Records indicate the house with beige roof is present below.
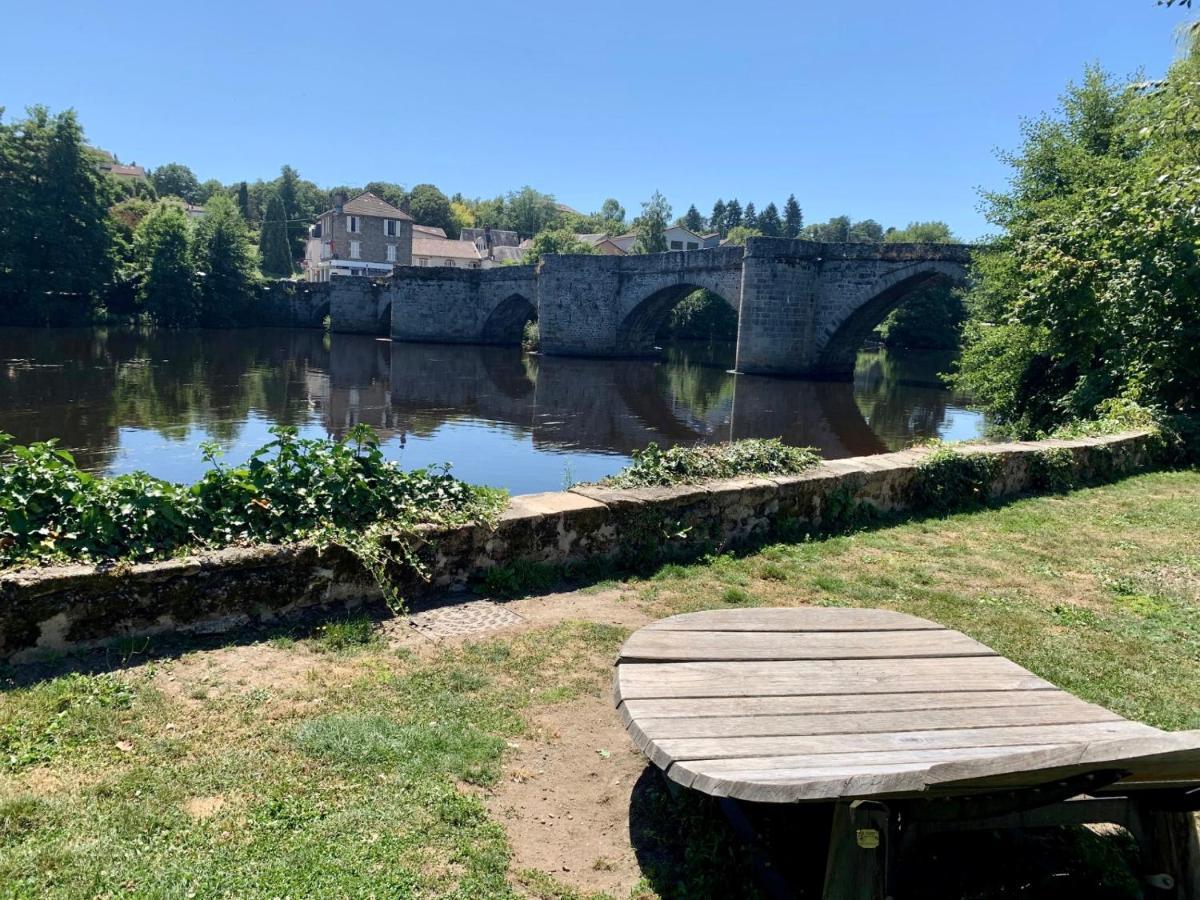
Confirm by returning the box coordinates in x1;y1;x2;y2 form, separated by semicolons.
411;237;484;268
304;192;413;281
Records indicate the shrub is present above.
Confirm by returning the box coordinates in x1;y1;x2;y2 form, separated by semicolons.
521;319;539;352
603;439;819;488
1029;448;1078;493
910;448;1001;514
0;425;502;572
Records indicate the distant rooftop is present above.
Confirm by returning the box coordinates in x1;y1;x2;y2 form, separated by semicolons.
413;224;448;239
412;237;481;260
323;191;412;221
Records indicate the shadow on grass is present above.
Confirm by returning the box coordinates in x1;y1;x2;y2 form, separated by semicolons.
626;766;1144;899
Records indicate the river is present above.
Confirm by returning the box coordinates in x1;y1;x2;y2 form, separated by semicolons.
0;327;982;494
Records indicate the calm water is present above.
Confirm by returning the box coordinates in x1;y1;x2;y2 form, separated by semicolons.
0;327;983;494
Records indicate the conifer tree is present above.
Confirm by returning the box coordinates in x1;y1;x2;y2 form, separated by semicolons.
258;191;292;277
710;199;727;237
759;202;782;237
196;194;258;325
783;194;803;238
724;199;742;232
134;201;198;326
743;202;757;231
682;204;705;233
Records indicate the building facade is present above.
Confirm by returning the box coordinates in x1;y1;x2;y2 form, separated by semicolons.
305;192;413;281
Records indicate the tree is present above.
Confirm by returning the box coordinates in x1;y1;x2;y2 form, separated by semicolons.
236;182;250;221
405;183;456;236
724;225;763;245
134;201;198;326
884;221;954;243
505;186;560;238
196;179;224;204
258;190;292;277
783;194;803;239
195;194;258;325
0;106;116;316
521;228;600;265
742;202;757;232
682;204;705;234
954;58;1200;431
450;199;475;235
151;163;201;203
710;199;727;237
600;198;626;231
724;199;743;233
805;215;851;242
633;191;672;254
848;219;884;242
758;202;782;238
364;180;407;210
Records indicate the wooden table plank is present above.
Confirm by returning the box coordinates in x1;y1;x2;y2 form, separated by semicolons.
643;721;1159;770
618;690;1067;723
643;608;944;633
631;700;1123;741
615;656;1054;701
618;628;996;662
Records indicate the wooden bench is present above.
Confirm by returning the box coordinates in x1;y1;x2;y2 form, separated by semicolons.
614;608;1200;899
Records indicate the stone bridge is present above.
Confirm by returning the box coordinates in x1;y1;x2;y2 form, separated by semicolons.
325;237;971;378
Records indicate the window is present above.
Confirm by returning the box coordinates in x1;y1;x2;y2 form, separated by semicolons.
445;259;456;267
346;215;360;233
350;240;361;259
669;240;683;250
386;244;397;262
384;218;399;237
686;242;699;250
417;257;428;266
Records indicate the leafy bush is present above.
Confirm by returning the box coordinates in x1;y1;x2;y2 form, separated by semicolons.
603;439;819;488
521;319;539;352
910;448;1001;514
1029;447;1079;493
0;425;502;571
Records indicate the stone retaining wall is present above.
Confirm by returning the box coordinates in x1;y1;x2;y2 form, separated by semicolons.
0;432;1156;663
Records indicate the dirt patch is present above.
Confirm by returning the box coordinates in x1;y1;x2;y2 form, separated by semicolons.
484;693;649;897
149;642;331;706
505;588;653;632
183;795;228;820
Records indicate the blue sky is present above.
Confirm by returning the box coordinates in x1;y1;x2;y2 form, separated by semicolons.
1;1;1189;240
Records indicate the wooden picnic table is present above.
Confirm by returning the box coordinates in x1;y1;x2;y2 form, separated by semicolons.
614;607;1200;899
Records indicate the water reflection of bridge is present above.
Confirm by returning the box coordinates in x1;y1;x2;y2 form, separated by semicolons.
319;334;895;460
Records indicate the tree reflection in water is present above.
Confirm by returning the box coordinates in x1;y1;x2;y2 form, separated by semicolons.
0;328;982;492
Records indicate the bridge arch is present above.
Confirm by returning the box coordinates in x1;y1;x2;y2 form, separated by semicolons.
814;260;967;378
481;293;537;345
616;282;739;356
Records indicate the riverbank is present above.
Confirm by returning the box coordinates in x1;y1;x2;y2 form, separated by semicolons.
0;430;1155;662
2;469;1197;897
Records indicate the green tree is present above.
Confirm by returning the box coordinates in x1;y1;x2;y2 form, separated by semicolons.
236;181;250;221
710;199;727;237
758;202;782;237
406;183;456;236
151;163;201;203
783;194;803;238
521;228;599;265
724;199;742;232
364;180;408;210
954;58;1200;430
600;198;626;231
134;201;198;326
258;190;292;277
505;186;560;238
805;215;851;242
196;179;224;204
848;219;884;242
633;191;672;254
724;225;763;245
195;194;258;325
742;202;757;231
885;220;954;243
681;204;705;233
0;106;116;317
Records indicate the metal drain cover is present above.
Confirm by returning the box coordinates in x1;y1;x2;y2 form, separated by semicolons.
409;599;525;639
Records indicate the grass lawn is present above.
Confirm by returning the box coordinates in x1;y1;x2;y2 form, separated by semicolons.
1;470;1198;898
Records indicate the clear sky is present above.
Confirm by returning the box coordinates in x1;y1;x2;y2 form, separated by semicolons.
1;1;1189;240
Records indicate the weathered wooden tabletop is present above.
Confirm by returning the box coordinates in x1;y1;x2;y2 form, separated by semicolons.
614;608;1200;803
